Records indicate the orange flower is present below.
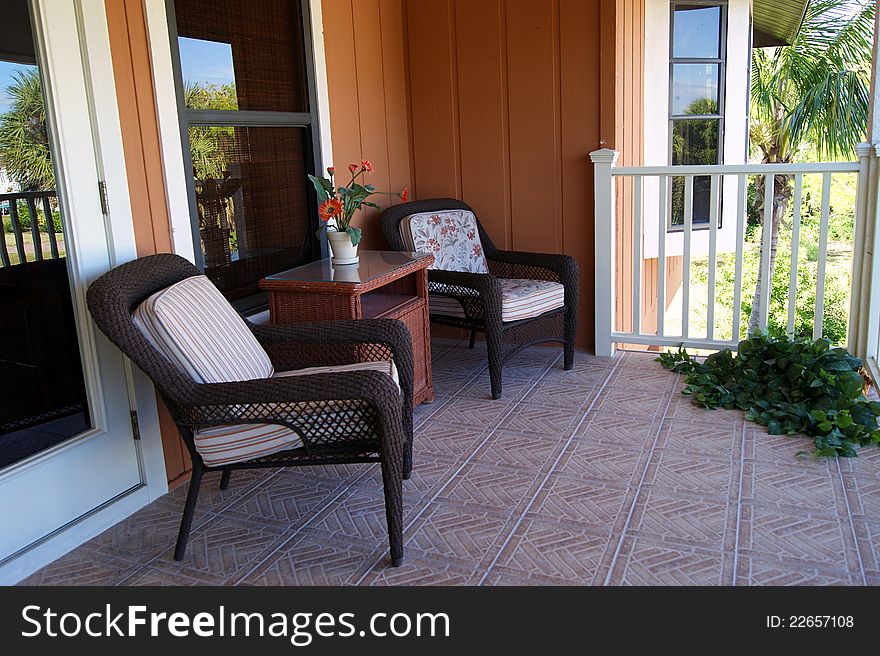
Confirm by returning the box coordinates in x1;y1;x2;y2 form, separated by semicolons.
348;163;359;173
401;186;409;203
361;159;374;173
318;198;343;221
327;166;335;176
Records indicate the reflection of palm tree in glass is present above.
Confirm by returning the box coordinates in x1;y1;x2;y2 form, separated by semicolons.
671;97;719;225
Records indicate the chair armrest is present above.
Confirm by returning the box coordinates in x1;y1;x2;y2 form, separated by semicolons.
428;270;501;296
249;319;413;407
487;250;579;287
178;370;404;435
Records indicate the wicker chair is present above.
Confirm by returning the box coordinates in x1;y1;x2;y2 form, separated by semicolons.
381;199;579;399
86;254;412;566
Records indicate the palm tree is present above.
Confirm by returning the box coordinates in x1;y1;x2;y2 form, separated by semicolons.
747;0;874;334
0;68;53;191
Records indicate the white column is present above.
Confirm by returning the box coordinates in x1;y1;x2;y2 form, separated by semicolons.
590;148;620;357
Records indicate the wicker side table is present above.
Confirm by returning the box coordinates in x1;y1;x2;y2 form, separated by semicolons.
259;251;435;405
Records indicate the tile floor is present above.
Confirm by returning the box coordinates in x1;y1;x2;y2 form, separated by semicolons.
20;338;880;585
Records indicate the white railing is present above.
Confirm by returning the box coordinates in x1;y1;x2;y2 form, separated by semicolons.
590;148;865;356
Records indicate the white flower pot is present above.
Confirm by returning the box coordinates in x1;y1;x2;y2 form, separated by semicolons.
327;230;359;265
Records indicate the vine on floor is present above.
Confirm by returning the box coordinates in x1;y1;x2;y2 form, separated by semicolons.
657;335;880;458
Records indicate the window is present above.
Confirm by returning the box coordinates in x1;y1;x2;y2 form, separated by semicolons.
171;0;321;309
669;2;727;228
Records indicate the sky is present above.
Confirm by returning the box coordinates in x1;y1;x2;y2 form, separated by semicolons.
0;61;37;113
178;37;236;87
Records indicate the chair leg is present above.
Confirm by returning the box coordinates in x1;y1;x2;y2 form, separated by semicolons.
174;461;204;561
380;448;404;567
468;321;478;349
219;470;231;490
564;341;575;370
486;333;503;400
403;438;413;481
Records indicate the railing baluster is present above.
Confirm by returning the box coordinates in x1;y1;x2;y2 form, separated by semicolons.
26;197;43;261
814;172;832;340
732;174;746;342
632;176;642;335
682;175;693;340
758;173;775;332
707;174;719;340
787;173;803;337
0;199;11;267
41;195;59;259
657;175;667;337
8;197;26;264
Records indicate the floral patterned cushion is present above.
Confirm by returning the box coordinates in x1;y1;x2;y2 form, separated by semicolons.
400;210;489;274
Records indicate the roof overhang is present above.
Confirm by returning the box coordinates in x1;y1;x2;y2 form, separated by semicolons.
752;0;809;47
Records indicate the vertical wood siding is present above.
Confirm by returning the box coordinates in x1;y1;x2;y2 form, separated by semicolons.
106;0;190;486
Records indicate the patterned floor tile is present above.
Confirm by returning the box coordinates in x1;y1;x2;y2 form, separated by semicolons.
241;532;378;586
413;420;488;459
595;387;668;418
436;462;542;514
223;475;343;531
654;419;739;457
739;502;857;569
18;551;141;586
628;488;731;549
86;498;213;562
471;429;566;472
305;483;425;542
19;341;877;586
744;461;838;512
499;403;580;436
491;518;610;585
403;502;512;568
149;515;288;585
527;474;630;532
735;554;862;586
555;442;648;484
574;411;660;448
522;381;596;409
359;553;484;586
643;450;737;500
607;537;730;586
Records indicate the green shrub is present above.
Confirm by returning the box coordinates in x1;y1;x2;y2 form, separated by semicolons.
657;335;880;458
3;200;62;234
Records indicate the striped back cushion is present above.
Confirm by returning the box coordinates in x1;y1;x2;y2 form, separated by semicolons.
133;275;273;384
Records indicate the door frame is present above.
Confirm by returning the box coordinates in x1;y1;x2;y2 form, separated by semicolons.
0;0;167;584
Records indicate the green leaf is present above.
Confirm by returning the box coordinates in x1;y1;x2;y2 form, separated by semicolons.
346;226;362;246
307;174;332;201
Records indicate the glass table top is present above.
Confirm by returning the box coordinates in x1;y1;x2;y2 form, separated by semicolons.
263;250;432;285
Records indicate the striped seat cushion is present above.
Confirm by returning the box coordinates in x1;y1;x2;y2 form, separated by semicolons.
428;279;564;322
192;360;399;467
500;279;565;322
133;275;273;384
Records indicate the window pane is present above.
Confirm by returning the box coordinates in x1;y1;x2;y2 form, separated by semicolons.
671;175;715;225
178;37;238;110
188;125;314;299
672;4;722;59
671;119;719;166
671;64;719;115
670;118;719;225
175;0;309;113
0;53;92;467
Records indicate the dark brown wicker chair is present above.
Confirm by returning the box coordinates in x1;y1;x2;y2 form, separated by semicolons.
86;254;412;566
381;198;579;399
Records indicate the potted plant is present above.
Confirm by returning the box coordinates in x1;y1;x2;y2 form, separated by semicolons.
309;160;407;265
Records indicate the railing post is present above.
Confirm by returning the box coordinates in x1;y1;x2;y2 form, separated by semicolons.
849;143;875;358
590;148;619;357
